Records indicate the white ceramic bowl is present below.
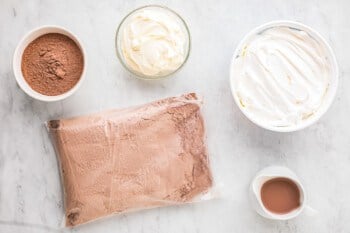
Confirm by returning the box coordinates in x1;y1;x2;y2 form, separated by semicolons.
13;25;86;102
230;21;339;132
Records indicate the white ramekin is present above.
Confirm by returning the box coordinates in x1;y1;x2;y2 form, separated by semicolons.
230;21;339;132
13;25;87;102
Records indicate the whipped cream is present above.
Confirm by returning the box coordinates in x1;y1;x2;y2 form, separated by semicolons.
231;26;331;127
120;7;188;77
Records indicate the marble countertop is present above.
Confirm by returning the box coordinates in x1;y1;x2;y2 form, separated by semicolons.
0;0;349;232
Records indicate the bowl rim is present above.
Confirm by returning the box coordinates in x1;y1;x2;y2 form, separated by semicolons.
13;25;87;102
115;4;191;80
229;20;339;132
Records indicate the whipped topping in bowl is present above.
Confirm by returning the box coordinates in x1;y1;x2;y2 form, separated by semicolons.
230;22;338;131
116;5;190;79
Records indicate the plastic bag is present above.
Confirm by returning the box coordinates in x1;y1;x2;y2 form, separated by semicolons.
47;93;215;227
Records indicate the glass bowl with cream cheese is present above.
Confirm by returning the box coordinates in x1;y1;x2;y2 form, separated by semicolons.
116;5;190;79
230;21;338;132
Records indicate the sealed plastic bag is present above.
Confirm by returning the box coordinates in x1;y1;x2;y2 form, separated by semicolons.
47;93;214;227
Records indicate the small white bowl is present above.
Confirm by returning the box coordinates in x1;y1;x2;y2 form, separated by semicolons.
230;21;339;132
13;25;87;102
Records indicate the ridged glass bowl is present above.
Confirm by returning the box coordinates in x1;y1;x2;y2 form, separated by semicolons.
115;5;191;80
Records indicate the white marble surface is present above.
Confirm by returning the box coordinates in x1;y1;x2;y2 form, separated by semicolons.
0;0;349;232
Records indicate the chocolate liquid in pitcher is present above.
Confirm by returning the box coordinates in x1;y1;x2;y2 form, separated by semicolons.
261;178;300;214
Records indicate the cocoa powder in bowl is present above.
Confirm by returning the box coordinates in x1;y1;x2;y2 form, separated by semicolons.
21;33;84;96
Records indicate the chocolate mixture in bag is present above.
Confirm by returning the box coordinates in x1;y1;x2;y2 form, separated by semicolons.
48;93;213;226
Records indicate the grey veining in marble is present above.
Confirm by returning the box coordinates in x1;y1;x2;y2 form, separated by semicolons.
0;0;349;232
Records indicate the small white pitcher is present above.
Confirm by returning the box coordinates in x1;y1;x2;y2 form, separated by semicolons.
249;166;315;220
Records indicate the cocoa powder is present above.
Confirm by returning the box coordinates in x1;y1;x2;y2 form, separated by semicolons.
21;33;84;96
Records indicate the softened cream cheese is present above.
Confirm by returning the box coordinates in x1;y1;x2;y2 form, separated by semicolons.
231;26;331;127
120;7;188;77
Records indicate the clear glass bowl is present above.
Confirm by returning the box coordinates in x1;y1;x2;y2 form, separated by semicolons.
115;5;191;80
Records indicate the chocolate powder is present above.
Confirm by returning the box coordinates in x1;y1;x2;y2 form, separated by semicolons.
48;93;213;227
21;33;84;96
